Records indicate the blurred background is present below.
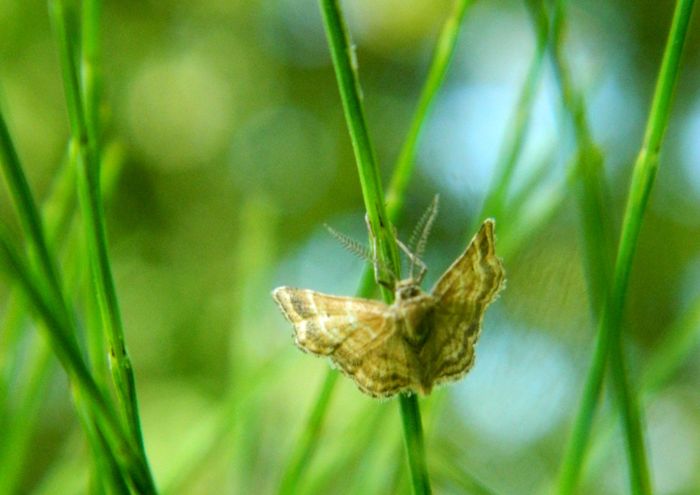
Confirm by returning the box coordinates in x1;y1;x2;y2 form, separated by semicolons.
0;0;699;493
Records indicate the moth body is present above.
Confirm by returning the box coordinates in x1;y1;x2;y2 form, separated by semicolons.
392;283;435;347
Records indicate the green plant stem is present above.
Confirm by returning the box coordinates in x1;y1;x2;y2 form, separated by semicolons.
0;103;145;490
557;0;696;493
319;1;431;493
0;116;68;318
398;394;431;494
541;0;613;308
581;294;700;485
479;0;550;222
0;224;154;493
0;157;74;493
0;1;154;490
278;371;339;494
317;0;399;283
535;0;619;490
281;1;474;492
0;146;126;494
80;0;109;384
49;0;150;467
0;90;121;493
386;0;475;218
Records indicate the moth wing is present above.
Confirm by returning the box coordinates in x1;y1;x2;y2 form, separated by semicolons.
272;287;391;356
422;219;505;385
332;323;417;398
272;287;416;397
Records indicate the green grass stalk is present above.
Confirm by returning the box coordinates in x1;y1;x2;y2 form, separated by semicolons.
0;146;125;493
557;0;696;493
318;1;430;493
48;0;151;467
0;109;73;341
522;0;650;492
280;1;475;491
581;294;700;486
0;158;74;493
317;0;400;280
0;223;154;492
398;395;431;494
386;0;476;217
278;371;339;494
479;0;550;222
542;0;614;308
0;2;154;489
0;99;123;492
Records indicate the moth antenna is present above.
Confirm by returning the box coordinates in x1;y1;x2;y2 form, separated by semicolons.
324;224;374;263
405;195;439;279
413;194;439;264
407;195;438;253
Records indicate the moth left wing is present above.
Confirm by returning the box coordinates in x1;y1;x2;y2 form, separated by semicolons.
421;219;505;386
272;287;391;356
272;287;417;397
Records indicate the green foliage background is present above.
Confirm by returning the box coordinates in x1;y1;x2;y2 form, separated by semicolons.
0;0;699;493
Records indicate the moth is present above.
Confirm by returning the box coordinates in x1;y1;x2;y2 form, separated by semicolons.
272;201;505;398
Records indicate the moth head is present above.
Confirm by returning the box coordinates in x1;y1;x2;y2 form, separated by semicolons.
394;278;422;302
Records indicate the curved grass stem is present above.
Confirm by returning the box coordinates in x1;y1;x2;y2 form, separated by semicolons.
49;0;153;479
557;1;696;493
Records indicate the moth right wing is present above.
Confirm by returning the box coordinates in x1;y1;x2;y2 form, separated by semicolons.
272;287;416;397
421;219;505;386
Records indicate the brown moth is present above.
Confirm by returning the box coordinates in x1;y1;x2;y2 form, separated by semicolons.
272;219;505;398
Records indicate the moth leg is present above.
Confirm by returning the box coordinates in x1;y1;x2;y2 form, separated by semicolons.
396;237;427;284
365;214;395;291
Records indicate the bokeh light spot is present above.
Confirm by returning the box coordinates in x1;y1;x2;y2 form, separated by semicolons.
124;51;234;171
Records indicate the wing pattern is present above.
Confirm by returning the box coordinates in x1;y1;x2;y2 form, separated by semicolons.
272;287;416;397
421;219;505;388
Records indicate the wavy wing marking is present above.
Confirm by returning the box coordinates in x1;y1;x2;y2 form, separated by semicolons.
273;287;416;397
422;219;506;387
332;328;417;398
272;287;387;355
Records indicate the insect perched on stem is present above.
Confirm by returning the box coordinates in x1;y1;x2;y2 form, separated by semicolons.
272;197;505;398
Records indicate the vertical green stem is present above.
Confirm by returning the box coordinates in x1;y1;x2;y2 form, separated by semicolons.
557;0;696;493
544;0;614;306
386;0;475;218
281;1;473;491
480;0;550;221
0;110;74;342
278;372;339;494
318;1;430;493
0;225;154;493
399;395;431;495
317;0;400;284
49;0;151;469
